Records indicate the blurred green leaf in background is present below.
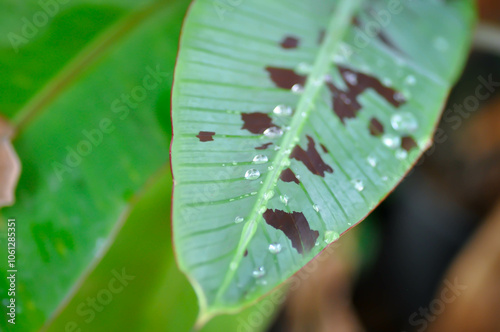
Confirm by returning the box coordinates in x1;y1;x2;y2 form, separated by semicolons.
0;0;275;331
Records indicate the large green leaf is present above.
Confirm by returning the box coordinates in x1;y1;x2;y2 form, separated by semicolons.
171;0;475;323
0;0;190;330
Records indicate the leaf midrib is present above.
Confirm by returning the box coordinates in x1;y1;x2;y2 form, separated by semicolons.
11;0;172;137
207;0;363;316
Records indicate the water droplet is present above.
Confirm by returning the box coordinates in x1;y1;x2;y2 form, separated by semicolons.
405;75;416;85
382;134;401;149
391;112;418;134
340;93;351;104
230;262;238;270
94;238;106;258
252;266;266;278
434;36;449;52
296;62;313;75
324;231;339;244
394;92;406;103
251;191;258;196
315;240;320;246
395;149;408;160
281;159;291;167
268;165;274;171
234;216;244;224
268;243;282;254
312;204;320;212
382;77;392;86
222;163;226;167
253;154;268;164
232;161;238;166
245;169;260;180
367;155;377;167
264;190;275;200
291;84;304;94
257;279;268;286
258;206;267;214
280;195;289;205
273;104;293;116
263;127;283;138
382;176;389;181
352;179;364;192
343;71;358;85
274;145;281;151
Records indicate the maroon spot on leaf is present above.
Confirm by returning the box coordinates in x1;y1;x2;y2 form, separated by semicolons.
241;112;278;134
318;29;325;45
280;36;299;49
401;136;418;151
377;31;402;53
352;14;403;54
263;209;319;255
265;67;306;90
320;143;329;153
291;136;333;177
369;118;384;136
244;249;248;257
326;66;406;124
196;131;215;142
280;168;300;184
255;142;273;150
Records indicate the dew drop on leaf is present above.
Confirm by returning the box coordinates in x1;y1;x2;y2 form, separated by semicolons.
367;155;377;167
395;149;408;160
263;127;283;138
273;104;293;117
268;243;282;254
280;194;289;206
245;169;260;180
393;92;406;103
391;112;418;133
352;179;364;192
324;231;339;244
405;75;417;85
343;71;358;85
291;84;304;94
234;216;244;224
382;134;401;149
295;62;313;75
264;190;275;200
253;154;268;164
252;266;266;278
434;36;449;51
312;204;320;212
